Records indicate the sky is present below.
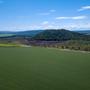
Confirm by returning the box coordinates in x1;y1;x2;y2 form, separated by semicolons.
0;0;90;31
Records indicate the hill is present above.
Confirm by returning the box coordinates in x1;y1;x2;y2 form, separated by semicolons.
15;30;43;37
0;29;90;51
0;30;43;37
32;29;90;41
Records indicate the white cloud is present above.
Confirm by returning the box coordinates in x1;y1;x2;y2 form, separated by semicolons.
73;23;90;30
50;9;56;12
41;23;90;30
59;23;90;30
1;21;90;31
78;6;90;11
71;16;87;19
38;9;56;16
42;21;49;25
56;16;87;20
56;17;70;19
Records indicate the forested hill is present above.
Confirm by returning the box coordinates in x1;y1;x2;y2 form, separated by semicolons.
32;29;90;41
0;29;90;51
0;29;90;41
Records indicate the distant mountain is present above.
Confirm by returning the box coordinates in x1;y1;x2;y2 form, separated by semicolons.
0;30;43;37
75;30;90;35
0;29;90;41
32;29;90;41
0;29;90;51
0;31;14;34
14;30;43;37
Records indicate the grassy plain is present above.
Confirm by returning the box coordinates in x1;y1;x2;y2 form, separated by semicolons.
0;47;90;90
0;34;14;37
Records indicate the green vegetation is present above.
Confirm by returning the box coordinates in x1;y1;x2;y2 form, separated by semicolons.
0;47;90;90
32;29;90;41
0;43;22;47
50;40;90;51
0;34;14;37
0;29;90;51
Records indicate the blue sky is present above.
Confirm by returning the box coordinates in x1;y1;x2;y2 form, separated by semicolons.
0;0;90;31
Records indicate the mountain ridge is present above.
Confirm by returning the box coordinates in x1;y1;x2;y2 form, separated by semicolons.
31;29;90;41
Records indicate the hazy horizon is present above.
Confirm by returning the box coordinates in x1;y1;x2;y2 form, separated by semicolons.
0;0;90;31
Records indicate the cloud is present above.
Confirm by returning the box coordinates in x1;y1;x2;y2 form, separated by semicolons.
65;23;90;30
38;9;56;16
40;22;90;30
50;9;56;12
56;16;87;20
1;22;90;31
42;21;49;25
78;6;90;11
56;17;70;19
71;16;87;19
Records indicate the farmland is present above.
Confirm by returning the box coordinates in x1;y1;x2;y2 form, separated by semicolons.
0;34;14;37
0;47;90;90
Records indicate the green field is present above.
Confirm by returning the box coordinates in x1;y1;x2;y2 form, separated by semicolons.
0;47;90;90
0;34;14;37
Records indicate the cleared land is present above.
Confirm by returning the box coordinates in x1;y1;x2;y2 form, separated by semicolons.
0;47;90;90
0;34;14;37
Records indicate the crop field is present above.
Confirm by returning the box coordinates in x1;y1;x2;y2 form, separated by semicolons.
0;34;14;37
0;47;90;90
